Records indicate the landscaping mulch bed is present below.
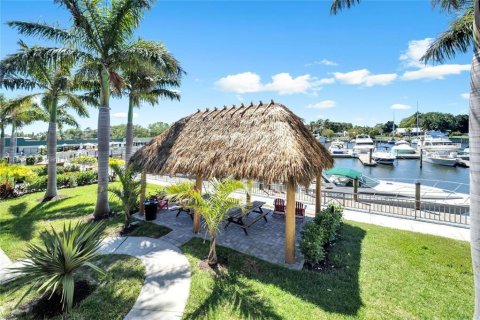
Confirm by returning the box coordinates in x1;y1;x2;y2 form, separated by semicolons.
198;256;229;277
11;280;96;319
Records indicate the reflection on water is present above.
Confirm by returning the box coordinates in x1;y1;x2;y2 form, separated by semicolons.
329;142;470;194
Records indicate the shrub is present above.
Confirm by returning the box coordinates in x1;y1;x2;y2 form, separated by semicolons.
75;170;97;186
313;203;343;243
14;221;104;314
64;164;80;173
299;203;344;265
71;156;97;166
0;162;36;185
108;158;125;167
24;176;48;193
26;156;36;166
299;222;325;264
32;165;48;176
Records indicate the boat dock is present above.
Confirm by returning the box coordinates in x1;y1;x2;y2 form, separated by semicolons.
331;153;354;158
395;153;420;160
358;154;377;166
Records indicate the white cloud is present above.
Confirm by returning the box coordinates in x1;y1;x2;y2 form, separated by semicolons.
461;93;470;100
401;64;470;80
235;94;244;102
333;69;397;87
113;112;138;119
306;100;336;109
215;72;317;95
399;38;433;68
215;72;263;94
391;103;411;110
314;77;335;85
306;59;339;67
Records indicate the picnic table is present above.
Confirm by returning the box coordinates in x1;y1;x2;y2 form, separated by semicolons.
224;201;267;235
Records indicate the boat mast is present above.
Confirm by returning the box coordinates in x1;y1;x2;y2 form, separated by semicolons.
416;101;419;136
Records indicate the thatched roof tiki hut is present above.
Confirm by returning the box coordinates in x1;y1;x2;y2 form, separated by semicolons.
130;100;333;263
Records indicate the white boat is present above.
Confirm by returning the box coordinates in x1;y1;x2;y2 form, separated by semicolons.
458;148;470;160
391;140;416;155
411;138;420;145
328;140;348;155
424;152;458;167
323;167;469;205
372;151;396;165
418;131;461;152
353;134;375;154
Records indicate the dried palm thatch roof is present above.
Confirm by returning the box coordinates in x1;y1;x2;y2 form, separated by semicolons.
130;100;333;185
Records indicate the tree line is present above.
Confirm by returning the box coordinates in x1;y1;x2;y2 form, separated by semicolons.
309;112;469;138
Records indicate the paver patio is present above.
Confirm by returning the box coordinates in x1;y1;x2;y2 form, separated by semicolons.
133;206;306;270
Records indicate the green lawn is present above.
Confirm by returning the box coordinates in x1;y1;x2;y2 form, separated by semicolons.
0;183;170;260
182;222;473;319
0;254;145;319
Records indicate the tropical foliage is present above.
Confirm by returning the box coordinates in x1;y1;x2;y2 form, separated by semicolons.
166;178;245;265
108;163;141;226
15;221;104;314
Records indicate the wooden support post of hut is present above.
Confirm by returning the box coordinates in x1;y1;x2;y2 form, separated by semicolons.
139;171;146;215
193;175;202;233
315;171;322;215
285;178;296;264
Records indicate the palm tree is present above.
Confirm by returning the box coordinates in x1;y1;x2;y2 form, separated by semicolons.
330;0;480;316
0;42;91;200
6;0;181;217
4;97;46;164
108;163;141;227
121;41;183;162
0;94;8;160
165;178;245;265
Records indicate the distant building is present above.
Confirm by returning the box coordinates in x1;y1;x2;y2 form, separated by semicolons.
395;127;423;136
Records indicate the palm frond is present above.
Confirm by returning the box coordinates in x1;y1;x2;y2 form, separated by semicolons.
422;6;473;63
330;0;361;14
7;21;75;43
431;0;470;12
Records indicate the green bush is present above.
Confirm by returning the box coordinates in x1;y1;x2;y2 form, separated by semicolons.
25;156;36;166
75;170;97;186
32;165;48;176
25;176;48;193
64;164;80;173
299;203;343;265
299;222;325;264
71;156;97;166
313;203;343;243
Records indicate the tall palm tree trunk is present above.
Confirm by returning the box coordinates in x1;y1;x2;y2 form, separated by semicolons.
0;124;5;159
9;122;15;164
125;95;134;162
94;67;111;217
471;3;480;317
44;98;58;199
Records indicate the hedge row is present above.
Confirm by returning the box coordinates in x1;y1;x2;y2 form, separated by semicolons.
24;170;97;193
32;164;81;176
299;203;343;265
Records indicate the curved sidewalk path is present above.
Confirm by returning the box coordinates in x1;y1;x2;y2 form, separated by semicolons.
0;236;191;320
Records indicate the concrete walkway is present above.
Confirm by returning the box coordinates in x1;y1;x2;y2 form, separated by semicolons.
99;236;191;320
0;237;191;320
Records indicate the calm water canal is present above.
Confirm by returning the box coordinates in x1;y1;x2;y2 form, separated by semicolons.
328;142;470;194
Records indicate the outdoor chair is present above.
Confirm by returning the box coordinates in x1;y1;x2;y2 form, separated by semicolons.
273;198;306;221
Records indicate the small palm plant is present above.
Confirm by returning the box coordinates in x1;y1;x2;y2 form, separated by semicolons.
166;178;245;265
108;163;141;227
15;221;104;314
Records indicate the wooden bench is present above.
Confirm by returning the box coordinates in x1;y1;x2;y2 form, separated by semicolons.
224;201;267;235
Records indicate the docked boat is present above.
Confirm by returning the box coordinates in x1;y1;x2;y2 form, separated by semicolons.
372;151;396;165
458;148;470;160
424;152;458;167
328;140;348;155
353;134;375;154
411;138;420;145
391;140;418;158
418;131;461;152
322;167;469;205
386;138;396;145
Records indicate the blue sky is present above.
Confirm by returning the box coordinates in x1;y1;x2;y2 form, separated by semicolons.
0;0;472;134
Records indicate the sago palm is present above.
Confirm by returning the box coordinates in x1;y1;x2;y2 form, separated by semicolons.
0;41;91;200
166;178;245;265
121;40;183;162
6;0;181;217
108;163;141;227
330;0;480;316
15;221;104;314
